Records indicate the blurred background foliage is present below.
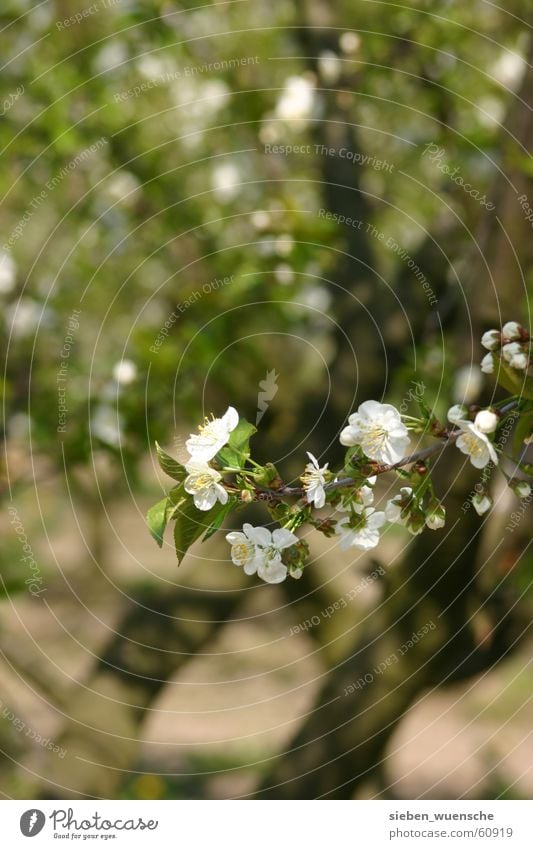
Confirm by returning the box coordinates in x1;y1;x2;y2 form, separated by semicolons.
0;0;532;800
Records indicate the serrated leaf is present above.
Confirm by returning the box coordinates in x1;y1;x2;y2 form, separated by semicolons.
228;418;256;454
216;445;243;469
155;442;187;482
147;497;170;548
172;486;222;564
202;499;236;541
512;409;533;455
215;418;257;469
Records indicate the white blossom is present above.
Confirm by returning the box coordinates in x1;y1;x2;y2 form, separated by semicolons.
226;523;298;584
184;461;228;511
353;485;374;513
455;421;498;469
502;342;528;370
481;329;501;351
112;359;137;385
339;32;361;54
5;298;44;338
512;481;531;499
453;365;482;403
339;400;410;464
385;487;413;524
212;162;241;203
275;75;315;125
447;404;468;424
481;353;494;374
502;321;522;341
0;252;16;294
335;508;385;551
318;51;342;84
301;452;328;508
426;506;446;530
226;524;265;574
186;406;239;462
474;409;498;434
472;493;492;515
91;405;123;447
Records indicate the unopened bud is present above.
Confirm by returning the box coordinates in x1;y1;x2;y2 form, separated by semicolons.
511;480;531;499
240;489;253;503
481;353;494;374
502;342;528;370
502;321;527;342
425;503;446;530
448;404;468;424
481;329;501;351
472;493;492;516
474;409;498;434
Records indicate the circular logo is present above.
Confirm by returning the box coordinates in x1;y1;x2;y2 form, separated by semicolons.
20;810;46;837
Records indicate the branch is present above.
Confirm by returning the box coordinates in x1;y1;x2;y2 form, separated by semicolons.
254;398;519;501
257;430;458;501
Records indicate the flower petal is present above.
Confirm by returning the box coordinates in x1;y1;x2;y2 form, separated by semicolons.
339;425;357;446
272;527;298;549
306;451;320;469
245;524;272;547
194;489;217;511
226;531;246;545
222;406;239;432
258;559;288;584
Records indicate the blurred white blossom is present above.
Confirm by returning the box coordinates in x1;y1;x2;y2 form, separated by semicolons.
0;252;17;294
275;75;315;127
112;359;137;385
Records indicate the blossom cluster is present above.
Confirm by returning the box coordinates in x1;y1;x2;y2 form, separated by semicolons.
150;321;532;584
480;321;530;374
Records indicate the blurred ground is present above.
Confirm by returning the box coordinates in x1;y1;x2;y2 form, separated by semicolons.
1;472;531;800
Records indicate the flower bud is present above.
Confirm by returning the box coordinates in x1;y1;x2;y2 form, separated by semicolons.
481;329;501;350
480;353;494;374
447;404;468;424
426;504;446;530
472;493;492;516
511;480;531;499
502;321;525;342
511;353;528;370
240;489;253;503
474;409;498;434
502;342;528;369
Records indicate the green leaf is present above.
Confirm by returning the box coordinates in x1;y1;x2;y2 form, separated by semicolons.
147;497;170;548
512;408;533;455
417;396;433;422
202;499;237;541
493;357;533;401
172;485;223;564
215;418;257;469
228;418;256;455
216;445;244;469
155;442;187;482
